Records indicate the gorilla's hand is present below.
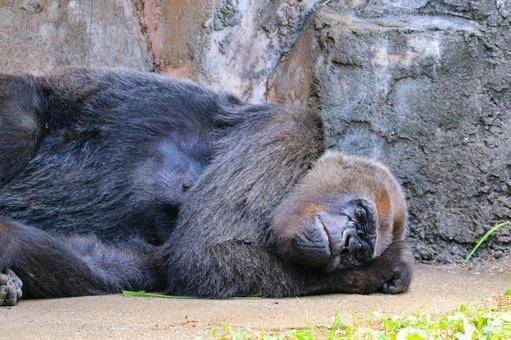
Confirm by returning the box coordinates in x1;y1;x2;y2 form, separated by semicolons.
375;240;414;294
325;240;413;295
0;269;22;306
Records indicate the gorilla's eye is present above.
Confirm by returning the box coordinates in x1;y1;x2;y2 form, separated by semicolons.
355;208;365;223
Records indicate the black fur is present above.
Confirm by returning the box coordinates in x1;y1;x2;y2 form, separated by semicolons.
0;68;244;243
0;68;413;305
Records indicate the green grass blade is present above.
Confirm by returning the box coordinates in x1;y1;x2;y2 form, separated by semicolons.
122;290;193;299
122;290;170;298
505;289;511;297
465;221;510;261
122;290;260;300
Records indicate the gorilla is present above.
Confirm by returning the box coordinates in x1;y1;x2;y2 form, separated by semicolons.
0;68;413;306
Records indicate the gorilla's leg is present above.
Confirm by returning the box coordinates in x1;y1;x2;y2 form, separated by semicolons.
0;74;45;184
0;217;162;305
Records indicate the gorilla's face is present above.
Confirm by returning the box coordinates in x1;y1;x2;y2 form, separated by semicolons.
283;196;378;272
302;198;377;272
271;152;405;274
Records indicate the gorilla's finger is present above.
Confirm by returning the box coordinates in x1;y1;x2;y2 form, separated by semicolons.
7;269;22;288
0;273;9;285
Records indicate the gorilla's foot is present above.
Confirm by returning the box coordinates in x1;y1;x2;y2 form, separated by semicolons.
0;269;22;306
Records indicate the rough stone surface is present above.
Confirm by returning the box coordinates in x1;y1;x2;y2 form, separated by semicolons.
0;0;509;262
132;0;213;78
0;0;152;74
200;0;321;100
270;1;511;262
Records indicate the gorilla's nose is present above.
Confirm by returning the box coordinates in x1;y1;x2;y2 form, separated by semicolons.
316;213;356;256
340;228;357;253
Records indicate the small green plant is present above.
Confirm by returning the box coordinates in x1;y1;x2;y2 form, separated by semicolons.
466;221;510;261
210;296;511;340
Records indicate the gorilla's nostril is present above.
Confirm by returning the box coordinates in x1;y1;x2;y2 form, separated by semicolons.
324;255;341;273
341;228;357;252
356;242;365;257
344;235;352;248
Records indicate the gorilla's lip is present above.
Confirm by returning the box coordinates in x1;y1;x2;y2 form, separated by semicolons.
315;214;332;255
317;214;340;273
317;213;358;256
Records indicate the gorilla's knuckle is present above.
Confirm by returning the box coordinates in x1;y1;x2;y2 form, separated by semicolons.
382;262;413;294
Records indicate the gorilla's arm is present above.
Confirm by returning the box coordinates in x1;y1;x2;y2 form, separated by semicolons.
164;239;411;298
36;68;261;130
0;217;162;305
160;106;324;297
306;240;413;295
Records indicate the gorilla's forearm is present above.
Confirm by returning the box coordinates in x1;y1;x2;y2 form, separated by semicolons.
161;239;413;298
305;240;414;295
161;241;300;297
36;68;262;132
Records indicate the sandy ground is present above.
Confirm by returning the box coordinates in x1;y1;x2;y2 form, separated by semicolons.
1;264;510;339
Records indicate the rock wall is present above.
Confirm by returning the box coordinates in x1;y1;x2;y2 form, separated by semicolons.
1;0;509;262
0;0;152;73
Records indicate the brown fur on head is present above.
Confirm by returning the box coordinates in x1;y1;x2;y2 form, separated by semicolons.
271;151;407;271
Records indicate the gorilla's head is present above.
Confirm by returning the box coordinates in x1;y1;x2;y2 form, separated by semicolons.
271;151;407;272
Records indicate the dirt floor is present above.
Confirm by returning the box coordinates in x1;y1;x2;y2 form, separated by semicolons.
1;264;510;339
